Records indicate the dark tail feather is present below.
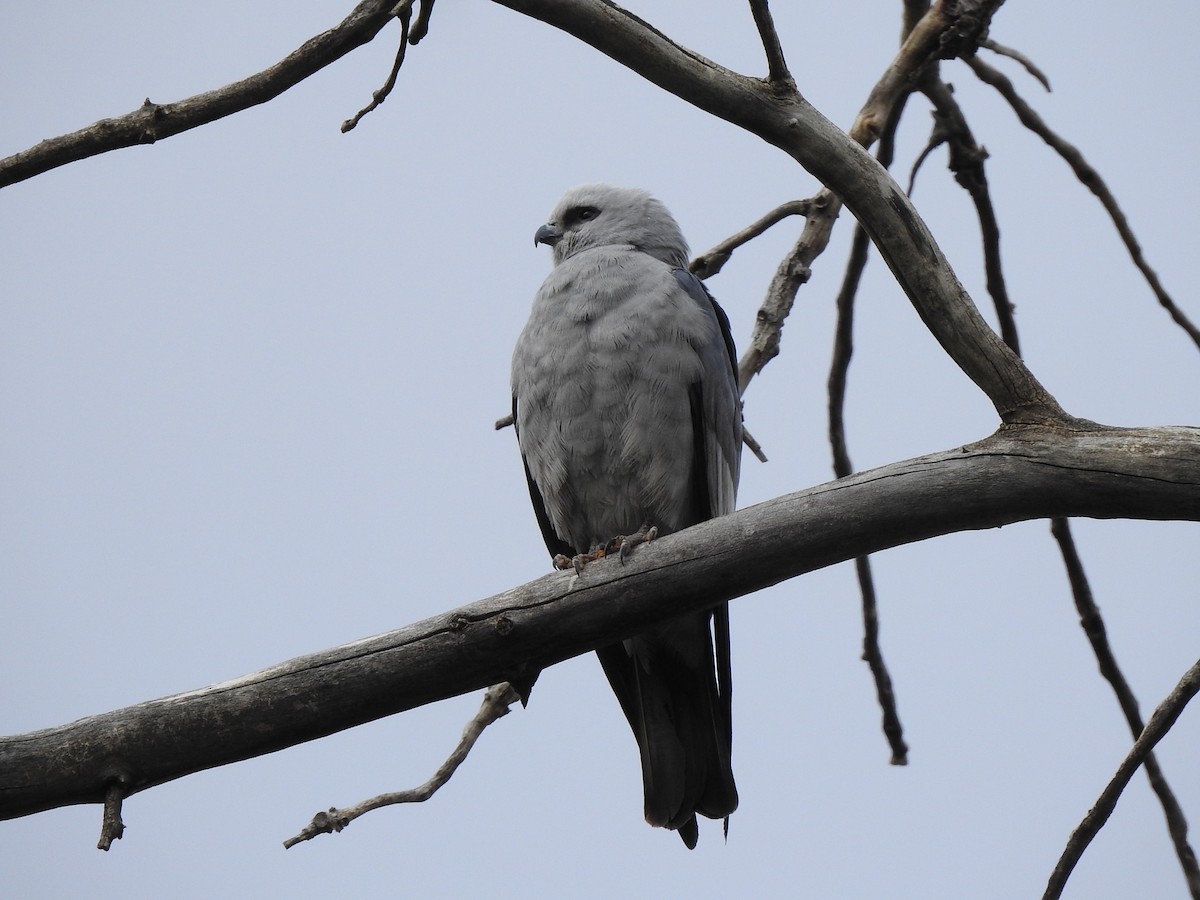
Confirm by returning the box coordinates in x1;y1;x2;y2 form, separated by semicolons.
595;609;737;848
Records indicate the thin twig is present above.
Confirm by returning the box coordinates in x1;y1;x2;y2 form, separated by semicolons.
283;682;522;848
747;0;792;84
828;98;911;768
342;2;415;132
969;56;1200;352
922;79;1019;351
1050;518;1200;898
1044;659;1200;900
905;114;946;196
979;38;1051;91
689;199;812;279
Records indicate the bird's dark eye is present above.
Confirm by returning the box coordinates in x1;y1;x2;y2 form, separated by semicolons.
572;206;600;223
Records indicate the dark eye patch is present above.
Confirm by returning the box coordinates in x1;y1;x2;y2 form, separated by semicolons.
566;205;600;225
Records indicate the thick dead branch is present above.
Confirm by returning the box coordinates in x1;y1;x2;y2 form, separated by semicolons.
1044;658;1200;900
2;423;1197;824
968;56;1200;352
0;0;404;188
283;682;521;848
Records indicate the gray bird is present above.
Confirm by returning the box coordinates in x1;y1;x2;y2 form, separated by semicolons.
511;184;741;848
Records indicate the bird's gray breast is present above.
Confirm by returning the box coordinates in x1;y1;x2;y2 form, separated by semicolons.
513;248;715;552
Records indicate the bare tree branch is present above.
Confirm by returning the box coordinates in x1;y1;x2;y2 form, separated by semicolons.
283;682;521;848
0;0;405;188
1050;518;1200;897
1043;658;1200;900
979;38;1051;91
922;79;1020;352
968;56;1200;352
735;200;833;394
828;98;912;768
2;423;1197;825
689;199;813;279
341;1;416;133
748;0;792;84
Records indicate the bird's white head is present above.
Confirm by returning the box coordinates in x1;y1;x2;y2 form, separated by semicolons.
534;184;690;269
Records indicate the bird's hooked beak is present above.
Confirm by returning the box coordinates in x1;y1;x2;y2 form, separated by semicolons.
534;222;563;248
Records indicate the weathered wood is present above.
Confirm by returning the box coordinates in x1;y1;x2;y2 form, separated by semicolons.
2;423;1197;821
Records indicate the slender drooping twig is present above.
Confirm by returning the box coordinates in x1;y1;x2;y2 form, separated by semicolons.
1043;659;1200;900
1051;519;1200;898
979;38;1051;91
342;2;416;132
969;56;1200;351
827;99;911;768
283;682;522;848
922;79;1019;352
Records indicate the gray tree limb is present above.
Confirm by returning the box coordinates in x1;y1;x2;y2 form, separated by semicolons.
2;422;1197;822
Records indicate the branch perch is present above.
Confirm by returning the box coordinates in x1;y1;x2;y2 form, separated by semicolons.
2;423;1197;824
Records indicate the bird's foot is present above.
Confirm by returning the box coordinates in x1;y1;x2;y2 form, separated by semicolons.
553;545;609;575
551;524;658;574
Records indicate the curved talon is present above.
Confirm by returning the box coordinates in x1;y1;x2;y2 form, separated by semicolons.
619;524;658;565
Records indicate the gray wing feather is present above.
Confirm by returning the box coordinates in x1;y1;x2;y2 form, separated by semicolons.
672;267;741;520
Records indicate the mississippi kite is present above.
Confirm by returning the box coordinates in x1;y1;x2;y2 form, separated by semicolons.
511;184;742;848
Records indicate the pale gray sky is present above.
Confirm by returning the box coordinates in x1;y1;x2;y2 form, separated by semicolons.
2;2;1198;898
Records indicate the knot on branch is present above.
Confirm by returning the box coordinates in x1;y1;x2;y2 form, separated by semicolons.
939;0;1003;60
